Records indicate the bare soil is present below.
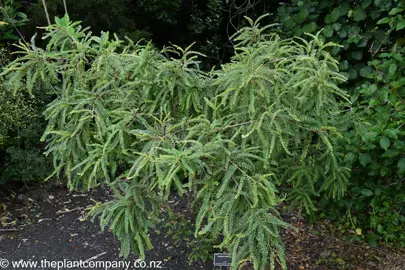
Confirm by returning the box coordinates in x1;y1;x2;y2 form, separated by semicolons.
0;184;404;270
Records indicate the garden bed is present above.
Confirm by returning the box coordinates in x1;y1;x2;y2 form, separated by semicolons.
0;184;404;270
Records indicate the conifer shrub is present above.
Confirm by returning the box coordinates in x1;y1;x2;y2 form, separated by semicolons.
1;14;354;269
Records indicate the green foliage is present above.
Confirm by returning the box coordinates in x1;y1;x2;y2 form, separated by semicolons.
1;146;52;183
322;44;405;247
0;0;28;46
163;207;194;247
187;235;218;264
276;0;405;248
162;206;219;264
377;1;405;32
276;0;405;83
0;0;51;185
212;16;353;213
1;14;353;269
0;66;51;184
0;81;35;144
84;182;160;258
0;84;51;183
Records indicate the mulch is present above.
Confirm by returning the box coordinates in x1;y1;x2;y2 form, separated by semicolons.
0;184;404;270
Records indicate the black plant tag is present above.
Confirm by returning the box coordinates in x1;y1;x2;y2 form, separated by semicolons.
214;253;232;267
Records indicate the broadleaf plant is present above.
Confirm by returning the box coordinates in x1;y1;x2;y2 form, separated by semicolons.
1;14;354;269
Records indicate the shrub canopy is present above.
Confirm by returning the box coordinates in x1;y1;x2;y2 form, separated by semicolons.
1;14;354;269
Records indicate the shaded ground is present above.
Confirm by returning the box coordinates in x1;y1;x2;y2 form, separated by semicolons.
0;184;404;270
281;214;405;269
0;185;211;270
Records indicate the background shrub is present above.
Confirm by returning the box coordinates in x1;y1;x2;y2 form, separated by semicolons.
321;44;405;247
0;1;51;185
276;0;405;86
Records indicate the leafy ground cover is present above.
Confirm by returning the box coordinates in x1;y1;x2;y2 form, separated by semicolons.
1;184;404;270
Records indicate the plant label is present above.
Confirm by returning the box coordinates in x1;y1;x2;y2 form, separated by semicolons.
214;253;232;267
